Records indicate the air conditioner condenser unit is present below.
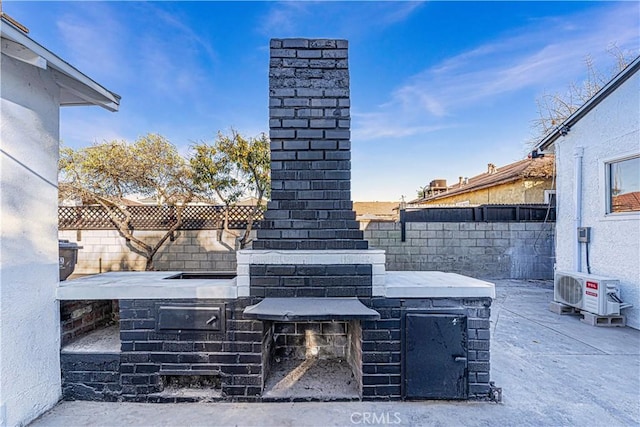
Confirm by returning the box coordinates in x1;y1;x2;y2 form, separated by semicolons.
554;271;631;316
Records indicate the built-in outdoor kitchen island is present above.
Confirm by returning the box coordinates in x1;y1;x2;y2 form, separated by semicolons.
57;38;497;403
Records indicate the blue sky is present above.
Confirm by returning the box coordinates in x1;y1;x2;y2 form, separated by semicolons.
6;1;639;201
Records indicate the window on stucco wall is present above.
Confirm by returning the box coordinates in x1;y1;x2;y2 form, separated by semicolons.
606;155;640;214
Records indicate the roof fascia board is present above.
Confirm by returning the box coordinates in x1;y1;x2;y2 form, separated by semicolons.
1;37;46;69
535;56;640;151
1;19;120;111
51;69;119;111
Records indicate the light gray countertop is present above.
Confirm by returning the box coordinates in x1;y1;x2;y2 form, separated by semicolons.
57;270;494;300
56;271;238;300
384;271;495;298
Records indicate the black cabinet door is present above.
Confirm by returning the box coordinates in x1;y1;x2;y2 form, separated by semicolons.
404;313;467;399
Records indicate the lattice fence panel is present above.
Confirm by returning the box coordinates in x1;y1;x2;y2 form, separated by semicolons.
59;205;263;230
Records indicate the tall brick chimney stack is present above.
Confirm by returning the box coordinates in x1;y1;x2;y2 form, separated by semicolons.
253;38;367;250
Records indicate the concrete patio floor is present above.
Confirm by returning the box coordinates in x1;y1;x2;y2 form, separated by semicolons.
30;279;640;427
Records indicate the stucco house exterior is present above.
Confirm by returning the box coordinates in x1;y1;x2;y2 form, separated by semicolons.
534;56;639;330
410;155;555;207
1;15;119;426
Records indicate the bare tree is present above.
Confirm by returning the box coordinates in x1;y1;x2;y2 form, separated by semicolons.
530;46;636;145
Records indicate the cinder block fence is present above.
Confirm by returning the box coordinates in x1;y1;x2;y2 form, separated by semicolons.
58;229;241;274
60;220;554;280
362;221;554;280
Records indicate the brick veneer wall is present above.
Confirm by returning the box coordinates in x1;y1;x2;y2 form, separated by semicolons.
61;295;491;402
61;353;121;401
118;298;264;402
60;300;118;345
256;38;366;250
249;264;372;298
361;297;492;400
363;221;555;279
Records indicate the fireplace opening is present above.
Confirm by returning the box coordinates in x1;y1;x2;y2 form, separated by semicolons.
262;320;362;400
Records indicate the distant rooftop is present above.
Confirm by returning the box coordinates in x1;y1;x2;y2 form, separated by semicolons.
412;155;554;204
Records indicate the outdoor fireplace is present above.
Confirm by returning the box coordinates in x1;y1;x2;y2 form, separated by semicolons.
237;38;380;399
58;37;496;404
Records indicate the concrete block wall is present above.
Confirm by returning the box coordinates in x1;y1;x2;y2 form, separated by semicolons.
59;229;245;274
60;221;553;279
363;221;555;279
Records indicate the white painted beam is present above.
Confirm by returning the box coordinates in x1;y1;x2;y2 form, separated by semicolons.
1;19;120;111
51;69;119;112
1;37;46;69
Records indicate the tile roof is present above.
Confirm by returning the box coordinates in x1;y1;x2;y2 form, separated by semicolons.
413;155;555;203
612;191;640;213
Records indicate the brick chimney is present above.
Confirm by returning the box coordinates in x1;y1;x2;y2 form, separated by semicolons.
254;38;366;251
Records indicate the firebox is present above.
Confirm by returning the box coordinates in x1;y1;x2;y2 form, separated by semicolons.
261;320;362;400
244;297;378;399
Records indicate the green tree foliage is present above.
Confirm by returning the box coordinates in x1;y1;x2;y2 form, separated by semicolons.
190;130;270;249
59;134;193;270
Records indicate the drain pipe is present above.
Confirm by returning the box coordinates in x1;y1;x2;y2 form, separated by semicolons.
574;147;584;272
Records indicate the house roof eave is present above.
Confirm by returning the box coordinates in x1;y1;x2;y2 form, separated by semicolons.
1;17;121;112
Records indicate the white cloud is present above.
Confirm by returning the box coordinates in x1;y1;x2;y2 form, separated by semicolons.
353;2;639;141
381;1;426;25
139;3;217;64
260;2;313;36
56;2;217;104
55;3;128;82
260;1;425;37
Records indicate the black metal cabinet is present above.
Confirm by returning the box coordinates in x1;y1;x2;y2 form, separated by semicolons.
403;313;468;399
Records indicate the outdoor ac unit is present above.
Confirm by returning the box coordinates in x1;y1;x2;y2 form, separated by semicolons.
554;271;624;316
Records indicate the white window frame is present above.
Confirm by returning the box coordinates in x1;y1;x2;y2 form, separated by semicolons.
544;190;556;205
602;152;640;219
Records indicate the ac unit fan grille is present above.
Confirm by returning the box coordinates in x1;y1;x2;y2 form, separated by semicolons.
557;275;583;305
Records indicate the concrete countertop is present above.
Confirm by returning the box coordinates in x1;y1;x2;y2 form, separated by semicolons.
384;271;495;299
56;272;238;300
57;271;495;300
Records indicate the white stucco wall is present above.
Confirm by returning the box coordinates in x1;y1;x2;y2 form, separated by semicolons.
554;70;640;329
0;55;62;426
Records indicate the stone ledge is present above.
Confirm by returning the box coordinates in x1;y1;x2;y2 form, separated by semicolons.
56;272;238;300
384;271;495;299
